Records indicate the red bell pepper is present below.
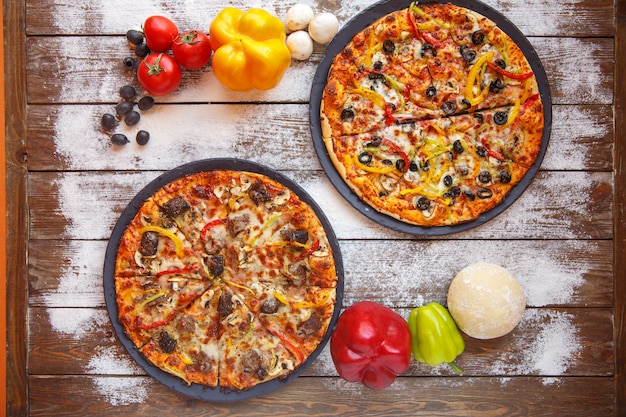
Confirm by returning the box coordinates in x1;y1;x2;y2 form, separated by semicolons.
330;301;412;390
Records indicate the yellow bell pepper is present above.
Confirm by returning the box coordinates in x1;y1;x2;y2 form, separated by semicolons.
209;7;291;91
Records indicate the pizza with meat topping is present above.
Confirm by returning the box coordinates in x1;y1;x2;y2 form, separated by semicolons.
320;2;545;227
113;169;338;391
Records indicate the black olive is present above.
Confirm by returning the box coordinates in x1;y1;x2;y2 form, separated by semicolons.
140;231;159;256
478;170;492;183
136;130;150;146
449;186;461;197
396;159;406;172
489;78;506;93
494;59;506;69
111;133;129;146
443;175;453;187
162;196;190;217
157;331;177;354
409;161;419;172
500;170;512;184
124;110;141;126
453;140;464;154
381;159;393;166
126;30;144;45
422;44;437;57
358;152;373;164
461;98;471;110
473;113;484;123
383;39;396;53
416;196;431;210
477;187;493;199
421;160;430;171
101;113;117;130
471;30;485;45
493;111;509;125
379;190;389;197
116;101;134;116
122;56;136;70
464;190;476;200
134;43;150;58
460;45;476;63
341;108;355;121
373;60;384;71
442;101;457;115
476;146;488;157
426;86;437;98
119;85;137;99
138;96;155;111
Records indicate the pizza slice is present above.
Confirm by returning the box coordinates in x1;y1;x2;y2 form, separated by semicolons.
138;286;221;387
216;286;301;391
114;197;207;278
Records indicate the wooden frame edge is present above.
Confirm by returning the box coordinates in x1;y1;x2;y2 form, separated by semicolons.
614;1;626;415
4;0;28;415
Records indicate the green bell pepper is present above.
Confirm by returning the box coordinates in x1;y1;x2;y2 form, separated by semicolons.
408;302;464;375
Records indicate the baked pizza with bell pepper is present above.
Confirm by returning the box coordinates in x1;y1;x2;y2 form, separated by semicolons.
113;169;338;391
320;2;544;226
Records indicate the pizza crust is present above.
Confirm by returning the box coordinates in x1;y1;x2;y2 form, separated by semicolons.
447;262;526;339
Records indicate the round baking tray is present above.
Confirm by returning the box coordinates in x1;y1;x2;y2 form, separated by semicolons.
310;0;552;236
103;158;344;401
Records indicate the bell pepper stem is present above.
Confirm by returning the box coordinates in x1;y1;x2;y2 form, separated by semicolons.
447;361;463;376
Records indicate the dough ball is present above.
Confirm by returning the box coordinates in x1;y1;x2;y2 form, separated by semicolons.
447;262;526;339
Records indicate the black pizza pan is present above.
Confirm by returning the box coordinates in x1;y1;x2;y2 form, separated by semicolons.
310;0;552;236
103;158;344;402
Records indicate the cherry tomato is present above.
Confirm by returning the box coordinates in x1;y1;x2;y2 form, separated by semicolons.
172;30;213;70
137;53;182;96
143;16;178;52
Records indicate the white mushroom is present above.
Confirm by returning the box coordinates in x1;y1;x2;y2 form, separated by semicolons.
285;3;315;32
286;30;314;60
308;12;339;44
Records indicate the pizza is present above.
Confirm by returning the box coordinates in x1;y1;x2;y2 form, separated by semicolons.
320;2;545;227
113;169;338;391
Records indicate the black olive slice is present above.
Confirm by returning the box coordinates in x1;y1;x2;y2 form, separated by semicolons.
500;171;512;184
453;140;464;154
396;159;406;172
471;30;485;45
416;196;431;210
442;101;457;115
383;39;396;53
341;108;355;121
358;152;373;164
493;111;509;125
490;78;506;93
477;187;493;199
422;44;437;57
426;85;437;98
478;170;492;183
460;45;476;63
409;161;419;172
443;175;453;187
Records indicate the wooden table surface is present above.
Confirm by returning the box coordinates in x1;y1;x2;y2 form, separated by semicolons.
5;0;626;415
